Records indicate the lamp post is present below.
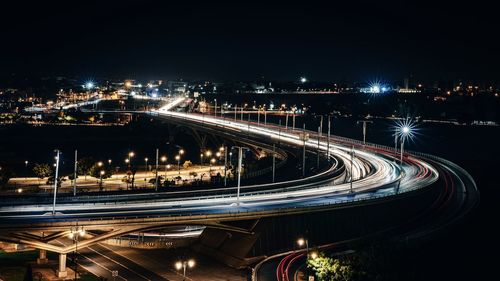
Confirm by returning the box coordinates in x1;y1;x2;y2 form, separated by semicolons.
175;155;181;176
297;238;309;258
231;146;249;205
200;153;204;167
99;170;105;190
175;259;195;281
400;125;410;165
144;157;149;176
69;225;85;281
128;152;134;168
221;146;227;186
210;158;216;172
52;149;60;216
161;156;167;179
205;150;212;168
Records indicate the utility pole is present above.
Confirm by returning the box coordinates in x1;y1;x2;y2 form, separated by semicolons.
327;116;331;157
257;110;260;124
234;105;237;121
350;146;354;193
317;126;320;169
285;113;289;130
302;124;307;178
52;150;60;215
292;114;296;130
155;148;159;191
73;150;77;196
264;110;267;125
357;120;373;145
394;133;398;152
224;146;228;187
240;105;243;121
319;115;323;136
278;120;282;143
214;99;217;118
272;143;276;183
237;147;243;204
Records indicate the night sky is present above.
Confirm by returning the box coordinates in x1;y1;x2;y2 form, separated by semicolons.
1;0;499;82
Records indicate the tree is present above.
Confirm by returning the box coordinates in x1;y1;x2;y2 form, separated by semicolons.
88;163;113;179
307;252;367;281
183;160;193;169
77;157;94;180
32;163;52;184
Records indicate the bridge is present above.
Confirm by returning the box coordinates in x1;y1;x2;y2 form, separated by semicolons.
0;97;479;278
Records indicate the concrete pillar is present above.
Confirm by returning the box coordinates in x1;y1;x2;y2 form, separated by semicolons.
56;253;67;278
37;249;48;264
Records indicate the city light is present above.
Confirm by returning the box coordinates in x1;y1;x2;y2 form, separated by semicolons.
85;81;94;89
297;238;305;246
175;262;182;270
300;77;307;83
310;251;318;259
394;118;417;141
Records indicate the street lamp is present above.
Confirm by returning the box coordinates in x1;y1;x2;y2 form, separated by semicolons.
161;156;167;179
297;237;310;259
69;225;85;281
108;159;112;165
200;153;204;166
24;160;29;180
144;157;149;175
99;170;105;190
127;152;134;168
400;125;411;165
175;259;195;281
175;155;181;175
210;158;216;172
231;146;249;205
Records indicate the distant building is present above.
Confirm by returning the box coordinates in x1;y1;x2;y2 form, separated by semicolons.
167;81;187;95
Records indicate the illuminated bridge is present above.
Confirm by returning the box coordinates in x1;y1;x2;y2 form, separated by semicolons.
0;97;479;277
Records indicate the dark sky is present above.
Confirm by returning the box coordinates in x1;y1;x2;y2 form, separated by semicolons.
1;0;499;82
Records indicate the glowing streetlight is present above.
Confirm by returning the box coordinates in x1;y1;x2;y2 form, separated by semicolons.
297;237;310;260
210;158;216;172
97;161;103;167
85;81;94;89
161;156;168;179
175;155;181;175
144;157;149;178
310;251;318;259
175;259;195;280
300;77;307;83
399;125;411;164
179;149;185;155
99;170;105;190
108;159;112;165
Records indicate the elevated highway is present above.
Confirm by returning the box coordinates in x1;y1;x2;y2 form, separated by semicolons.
0;97;478;276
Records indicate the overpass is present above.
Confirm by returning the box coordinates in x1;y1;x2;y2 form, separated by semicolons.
0;97;478;277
